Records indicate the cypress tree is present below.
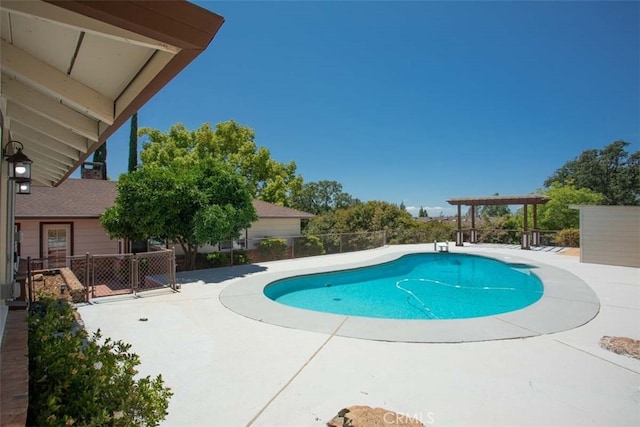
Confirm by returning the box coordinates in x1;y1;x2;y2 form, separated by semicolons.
128;112;138;172
92;142;107;179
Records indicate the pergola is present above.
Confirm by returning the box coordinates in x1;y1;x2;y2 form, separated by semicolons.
447;194;550;249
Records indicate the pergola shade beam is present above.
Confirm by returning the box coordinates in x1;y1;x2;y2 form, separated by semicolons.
447;195;550;206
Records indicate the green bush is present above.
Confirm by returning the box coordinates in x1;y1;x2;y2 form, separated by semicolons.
232;249;250;265
28;297;172;426
256;238;288;261
293;235;325;258
556;228;580;247
206;250;250;267
206;251;230;267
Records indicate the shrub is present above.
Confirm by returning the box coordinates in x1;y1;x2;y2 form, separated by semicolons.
206;251;230;267
556;228;580;247
232;249;250;265
293;235;325;258
256;238;288;261
28;297;172;426
205;250;250;267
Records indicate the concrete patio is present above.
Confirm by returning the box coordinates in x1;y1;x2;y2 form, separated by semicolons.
77;244;640;426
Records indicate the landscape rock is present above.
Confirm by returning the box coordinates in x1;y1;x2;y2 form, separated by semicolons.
599;336;640;359
327;405;424;427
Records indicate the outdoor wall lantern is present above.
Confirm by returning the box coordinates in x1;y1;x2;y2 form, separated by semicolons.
3;140;33;192
17;181;31;195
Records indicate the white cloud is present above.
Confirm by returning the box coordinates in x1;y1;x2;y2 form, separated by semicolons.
405;206;419;216
405;205;458;217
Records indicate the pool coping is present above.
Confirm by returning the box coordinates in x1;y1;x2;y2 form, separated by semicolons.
219;249;600;343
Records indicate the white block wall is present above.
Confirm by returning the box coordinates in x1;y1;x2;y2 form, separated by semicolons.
575;206;640;268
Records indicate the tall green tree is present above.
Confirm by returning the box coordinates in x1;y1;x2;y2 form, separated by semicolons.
291;180;359;214
418;206;428;218
139;120;303;206
530;183;604;230
544;140;639;205
92;142;107;179
101;160;257;270
478;193;511;218
128;112;138;172
305;201;414;235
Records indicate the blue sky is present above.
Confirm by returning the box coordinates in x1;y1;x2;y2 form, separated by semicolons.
92;0;639;216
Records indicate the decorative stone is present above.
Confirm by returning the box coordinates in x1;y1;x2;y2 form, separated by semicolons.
327;405;424;427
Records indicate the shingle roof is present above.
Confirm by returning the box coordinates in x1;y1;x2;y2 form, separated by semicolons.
251;199;315;219
15;178;315;219
15;179;118;218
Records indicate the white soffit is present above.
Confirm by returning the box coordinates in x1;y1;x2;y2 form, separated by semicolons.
0;0;184;187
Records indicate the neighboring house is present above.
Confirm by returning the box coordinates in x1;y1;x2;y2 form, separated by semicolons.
242;199;315;249
15;178;315;263
15;178;120;266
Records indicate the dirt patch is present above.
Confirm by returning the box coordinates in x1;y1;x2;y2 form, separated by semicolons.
30;271;73;302
559;247;580;256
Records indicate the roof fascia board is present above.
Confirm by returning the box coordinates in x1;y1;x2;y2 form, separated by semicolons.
45;0;225;50
1;0;180;53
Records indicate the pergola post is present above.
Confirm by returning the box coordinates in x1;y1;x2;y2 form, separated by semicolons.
456;204;464;246
522;203;530;249
531;204;540;246
470;205;477;243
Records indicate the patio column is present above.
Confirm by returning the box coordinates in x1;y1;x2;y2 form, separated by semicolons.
521;203;530;249
531;203;540;246
470;205;477;243
456;204;464;246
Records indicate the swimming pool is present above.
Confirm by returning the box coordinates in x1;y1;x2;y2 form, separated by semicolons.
264;253;544;320
219;246;600;342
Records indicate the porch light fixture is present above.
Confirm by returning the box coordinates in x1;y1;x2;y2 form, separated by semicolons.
3;140;32;182
17;181;31;195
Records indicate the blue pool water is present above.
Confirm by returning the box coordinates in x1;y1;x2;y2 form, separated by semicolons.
264;253;544;320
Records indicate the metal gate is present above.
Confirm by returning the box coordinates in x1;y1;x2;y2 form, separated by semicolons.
87;250;176;298
28;249;176;301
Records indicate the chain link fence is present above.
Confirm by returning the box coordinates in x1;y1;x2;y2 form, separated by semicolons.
474;229;561;246
248;229;451;262
27;249;176;303
245;227;567;263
